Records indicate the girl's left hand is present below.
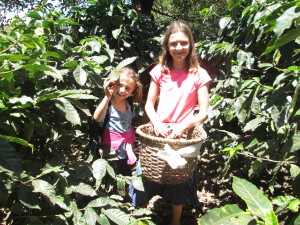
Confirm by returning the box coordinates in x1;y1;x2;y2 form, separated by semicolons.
167;123;187;139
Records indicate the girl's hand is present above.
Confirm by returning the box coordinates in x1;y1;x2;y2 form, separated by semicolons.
167;123;187;139
103;79;115;97
153;122;169;137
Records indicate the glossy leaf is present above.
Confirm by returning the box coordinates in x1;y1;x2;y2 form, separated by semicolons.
273;6;300;37
199;204;247;225
32;179;56;205
0;138;22;174
69;182;97;197
280;132;300;153
84;208;99;225
54;98;81;125
116;56;137;69
18;185;40;210
131;175;144;192
232;176;272;220
0;135;34;149
87;197;118;208
92;159;107;181
104;208;130;225
74;64;87;86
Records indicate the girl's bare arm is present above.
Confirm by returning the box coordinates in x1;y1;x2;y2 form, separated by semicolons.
145;78;169;137
93;79;115;122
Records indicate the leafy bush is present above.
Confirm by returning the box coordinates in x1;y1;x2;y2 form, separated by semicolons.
198;0;300;194
0;1;160;224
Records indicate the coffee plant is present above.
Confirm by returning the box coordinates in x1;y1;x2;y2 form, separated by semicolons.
0;1;159;224
198;0;300;194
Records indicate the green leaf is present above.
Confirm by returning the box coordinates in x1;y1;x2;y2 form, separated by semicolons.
112;28;122;39
87;40;101;53
70;182;97;197
65;94;98;100
63;60;78;68
290;164;300;179
237;50;254;69
55;196;72;211
117;177;126;197
116;56;137;69
265;209;279;225
273;6;300;37
132;208;153;216
74;64;87;86
68;98;92;117
105;46;115;62
0;138;22;175
103;209;130;225
108;69;120;81
131;175;144;192
262;27;300;55
199;204;248;225
232;176;272;220
20;63;55;74
0;71;14;81
106;162;116;179
8;55;30;61
89;55;109;64
280;132;300;153
0;135;34;149
26;11;42;20
18;185;40;210
84;208;99;225
87;197;118;208
44;67;65;81
289;214;300;225
32;179;56;205
92;159;108;181
219;17;231;30
9;96;36;106
288;199;300;213
243;117;264;132
54;98;81;125
98;214;110;225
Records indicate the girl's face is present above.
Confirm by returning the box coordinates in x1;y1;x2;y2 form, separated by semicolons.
168;31;190;63
113;73;136;100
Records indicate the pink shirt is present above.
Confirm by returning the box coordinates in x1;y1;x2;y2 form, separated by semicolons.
150;64;211;123
102;126;136;165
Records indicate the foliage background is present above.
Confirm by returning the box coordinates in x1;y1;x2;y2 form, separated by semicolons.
0;0;299;224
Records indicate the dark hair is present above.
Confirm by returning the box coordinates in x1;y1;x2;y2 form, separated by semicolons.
160;20;199;73
118;67;143;103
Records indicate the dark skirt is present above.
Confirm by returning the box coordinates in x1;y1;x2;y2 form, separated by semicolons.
129;161;200;207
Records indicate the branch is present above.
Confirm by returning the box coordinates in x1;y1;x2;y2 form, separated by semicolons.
237;151;297;164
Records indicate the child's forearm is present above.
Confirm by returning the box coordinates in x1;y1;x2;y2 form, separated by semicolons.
184;110;208;130
145;102;160;126
93;96;111;122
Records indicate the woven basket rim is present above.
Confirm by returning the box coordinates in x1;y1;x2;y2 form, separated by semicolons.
136;123;207;145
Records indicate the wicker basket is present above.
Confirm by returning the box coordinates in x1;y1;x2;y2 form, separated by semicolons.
136;123;207;184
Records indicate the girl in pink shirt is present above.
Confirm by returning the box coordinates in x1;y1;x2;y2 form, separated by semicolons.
130;21;211;225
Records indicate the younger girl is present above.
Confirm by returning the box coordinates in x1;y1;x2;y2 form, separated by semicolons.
130;21;211;225
93;67;143;176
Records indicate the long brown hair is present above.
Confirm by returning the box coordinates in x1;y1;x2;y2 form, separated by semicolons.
118;67;143;103
160;20;199;73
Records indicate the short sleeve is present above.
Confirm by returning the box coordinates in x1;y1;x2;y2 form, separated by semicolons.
196;67;212;89
149;64;163;83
